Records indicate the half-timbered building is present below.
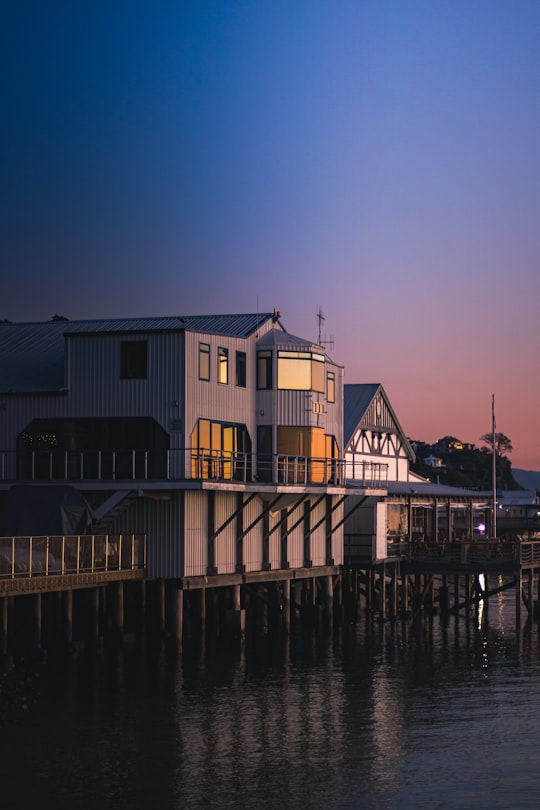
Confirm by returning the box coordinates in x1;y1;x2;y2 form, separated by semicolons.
343;383;490;562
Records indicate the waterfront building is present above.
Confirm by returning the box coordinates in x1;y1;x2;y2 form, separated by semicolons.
343;383;490;562
0;313;379;586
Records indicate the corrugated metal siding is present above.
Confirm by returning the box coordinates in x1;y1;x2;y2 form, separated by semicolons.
214;492;236;574
287;502;305;568
332;498;344;565
105;491;184;578
184;331;257;453
184;491;208;576
268;511;281;568
68;333;185;449
243;494;263;572
310;498;327;566
0;394;67;468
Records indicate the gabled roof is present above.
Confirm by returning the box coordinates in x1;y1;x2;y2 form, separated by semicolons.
344;383;415;461
0;313;277;393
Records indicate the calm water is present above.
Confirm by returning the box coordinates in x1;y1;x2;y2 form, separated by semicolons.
2;592;540;809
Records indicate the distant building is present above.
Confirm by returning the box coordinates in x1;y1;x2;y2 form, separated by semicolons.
424;455;445;468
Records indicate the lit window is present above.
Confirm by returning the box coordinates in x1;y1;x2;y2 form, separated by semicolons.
120;341;147;379
327;371;335;403
236;351;246;387
199;343;210;381
218;347;229;384
276;351;325;392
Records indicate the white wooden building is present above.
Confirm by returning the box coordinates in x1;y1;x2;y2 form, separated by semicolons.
343;383;489;561
0;313;382;583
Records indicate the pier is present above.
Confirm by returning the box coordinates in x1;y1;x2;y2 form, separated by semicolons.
2;533;540;658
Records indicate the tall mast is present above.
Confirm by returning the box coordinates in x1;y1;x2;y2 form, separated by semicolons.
492;393;497;540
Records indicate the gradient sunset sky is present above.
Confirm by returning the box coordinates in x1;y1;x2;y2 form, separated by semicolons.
3;1;540;469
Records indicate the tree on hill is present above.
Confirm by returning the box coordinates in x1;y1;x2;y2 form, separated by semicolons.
480;432;512;457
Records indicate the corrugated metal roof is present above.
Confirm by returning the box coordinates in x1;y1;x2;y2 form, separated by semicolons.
387;480;488;499
0;313;275;392
256;330;315;349
344;384;380;446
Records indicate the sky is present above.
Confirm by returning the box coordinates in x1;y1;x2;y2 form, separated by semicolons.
2;1;540;469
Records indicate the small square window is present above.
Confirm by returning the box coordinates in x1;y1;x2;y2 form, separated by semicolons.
120;341;147;379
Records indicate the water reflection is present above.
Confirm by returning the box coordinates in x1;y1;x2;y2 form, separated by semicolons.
2;588;540;809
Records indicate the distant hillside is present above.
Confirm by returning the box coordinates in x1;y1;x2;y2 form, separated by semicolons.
512;469;540;491
409;435;521;491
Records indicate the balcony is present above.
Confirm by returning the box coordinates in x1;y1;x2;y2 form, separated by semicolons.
0;448;390;488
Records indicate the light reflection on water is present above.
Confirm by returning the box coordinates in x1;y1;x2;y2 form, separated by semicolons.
2;591;540;809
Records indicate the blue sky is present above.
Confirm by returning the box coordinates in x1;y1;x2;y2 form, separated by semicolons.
3;1;540;467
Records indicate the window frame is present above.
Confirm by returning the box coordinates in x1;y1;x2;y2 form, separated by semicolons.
236;351;247;387
257;350;273;390
199;342;210;381
120;340;148;380
218;347;229;385
327;371;336;403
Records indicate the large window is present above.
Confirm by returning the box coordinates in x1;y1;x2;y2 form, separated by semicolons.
199;343;210;381
236;351;246;387
17;417;169;480
277;351;325;392
120;341;147;379
218;347;229;384
277;427;339;483
191;419;251;480
257;350;273;389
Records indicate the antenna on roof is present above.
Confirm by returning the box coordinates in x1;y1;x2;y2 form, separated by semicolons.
316;305;334;350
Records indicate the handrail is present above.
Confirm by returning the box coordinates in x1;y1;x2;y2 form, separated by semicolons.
0;533;146;580
0;448;388;487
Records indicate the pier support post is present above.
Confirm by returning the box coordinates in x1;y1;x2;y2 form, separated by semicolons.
226;584;245;636
282;579;291;634
379;567;387;622
324;575;333;625
63;590;73;646
157;579;166;636
454;574;460;613
173;587;183;652
115;581;124;637
516;572;522;626
1;596;8;655
401;573;409;618
390;565;398;620
89;587;100;645
32;593;42;650
439;575;450;617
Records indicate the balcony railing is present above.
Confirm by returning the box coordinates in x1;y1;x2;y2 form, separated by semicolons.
0;533;146;580
0;448;388;488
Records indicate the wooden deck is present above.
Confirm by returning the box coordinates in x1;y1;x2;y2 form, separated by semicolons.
386;539;540;574
0;533;146;596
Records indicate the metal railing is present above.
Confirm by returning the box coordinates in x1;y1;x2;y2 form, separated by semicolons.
0;448;389;488
0;533;146;580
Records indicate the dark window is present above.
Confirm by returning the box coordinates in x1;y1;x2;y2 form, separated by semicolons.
236;351;246;387
257;425;273;482
218;347;229;384
120;341;147;379
199;343;210;381
257;350;272;389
